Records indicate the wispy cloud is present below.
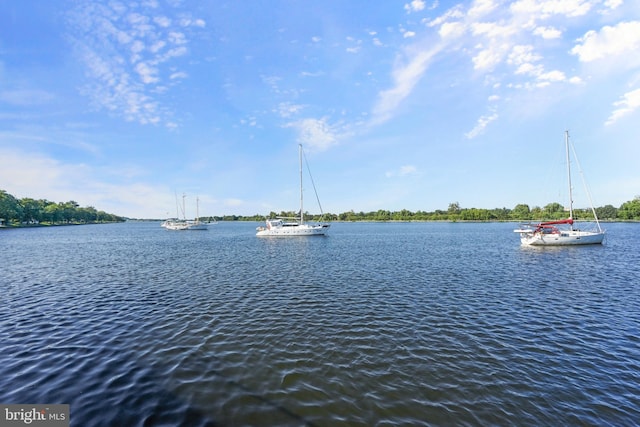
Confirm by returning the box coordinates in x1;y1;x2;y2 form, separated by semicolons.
0;89;56;106
386;165;419;178
0;126;101;155
0;147;173;218
605;88;640;125
276;102;305;118
370;46;441;125
371;0;619;131
66;1;205;127
465;110;498;139
285;117;338;151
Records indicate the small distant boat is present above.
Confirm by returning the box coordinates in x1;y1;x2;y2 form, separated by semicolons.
256;144;330;237
162;195;210;231
514;131;605;246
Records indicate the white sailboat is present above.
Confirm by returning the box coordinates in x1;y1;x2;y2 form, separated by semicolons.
162;194;209;231
256;144;330;237
514;131;605;246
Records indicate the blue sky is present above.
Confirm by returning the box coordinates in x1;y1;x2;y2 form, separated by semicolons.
1;0;639;219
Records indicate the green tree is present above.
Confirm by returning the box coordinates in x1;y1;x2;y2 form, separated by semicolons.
20;198;46;223
512;204;530;220
79;206;98;222
44;203;63;223
489;208;510;220
542;202;565;219
375;209;391;221
0;190;22;224
60;201;80;223
448;202;461;215
544;202;564;213
618;196;640;220
595;204;617;220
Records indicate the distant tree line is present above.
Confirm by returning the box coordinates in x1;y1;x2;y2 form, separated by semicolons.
4;188;639;225
235;196;640;222
0;190;126;226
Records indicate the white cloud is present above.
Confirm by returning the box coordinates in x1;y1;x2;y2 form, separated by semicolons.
169;71;188;80
405;0;426;13
571;21;640;62
286;118;338;151
156;46;188;63
468;0;499;19
472;45;507;71
277;102;305;118
507;45;541;66
130;40;146;59
66;1;205;126
439;22;466;40
0;148;164;218
426;6;464;28
468;22;520;72
300;71;324;77
510;0;592;19
605;88;640;125
154;16;171;27
538;70;565;83
168;31;187;45
135;62;160;83
178;17;205;27
370;0;638;134
386;165;419;178
224;198;244;207
0;89;55;106
603;0;623;10
150;40;166;53
533;26;562;39
345;37;363;54
0;149;70;194
471;21;516;39
371;46;441;124
465;111;498;139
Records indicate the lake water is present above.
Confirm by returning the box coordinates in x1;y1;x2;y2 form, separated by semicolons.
1;221;639;426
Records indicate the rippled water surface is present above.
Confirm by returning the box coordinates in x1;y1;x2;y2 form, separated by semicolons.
1;221;639;426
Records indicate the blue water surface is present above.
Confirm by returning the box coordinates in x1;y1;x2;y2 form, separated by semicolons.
1;221;639;426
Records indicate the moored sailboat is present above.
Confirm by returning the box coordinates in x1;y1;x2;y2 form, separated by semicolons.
514;131;605;246
256;144;330;237
162;195;209;231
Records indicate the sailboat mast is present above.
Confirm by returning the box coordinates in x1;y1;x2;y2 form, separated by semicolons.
565;130;574;227
299;144;304;224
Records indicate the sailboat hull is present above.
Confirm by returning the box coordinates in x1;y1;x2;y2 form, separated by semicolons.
517;229;605;246
256;221;329;237
162;220;209;230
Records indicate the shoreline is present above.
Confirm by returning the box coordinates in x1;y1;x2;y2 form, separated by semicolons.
0;221;126;229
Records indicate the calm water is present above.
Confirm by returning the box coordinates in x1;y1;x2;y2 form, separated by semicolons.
1;221;639;426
